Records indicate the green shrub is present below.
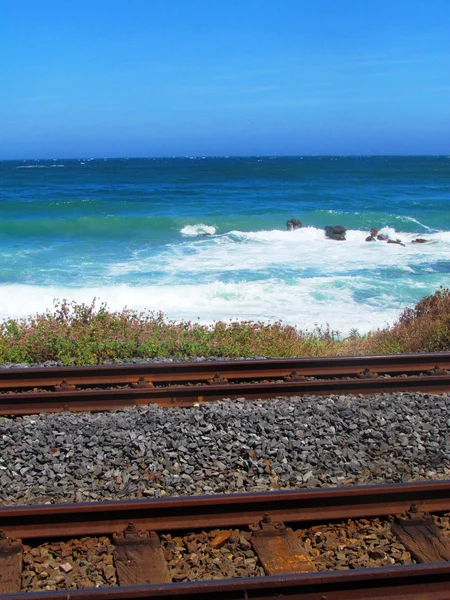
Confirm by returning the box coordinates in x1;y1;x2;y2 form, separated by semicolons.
0;290;449;365
356;287;450;354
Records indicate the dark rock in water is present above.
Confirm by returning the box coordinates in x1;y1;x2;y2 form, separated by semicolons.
286;218;302;230
377;234;389;241
325;225;346;241
387;239;405;247
366;228;381;242
412;238;428;244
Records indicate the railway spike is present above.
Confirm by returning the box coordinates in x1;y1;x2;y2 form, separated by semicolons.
284;370;306;382
395;503;432;524
427;365;449;376
54;379;76;392
357;368;378;379
206;372;229;385
250;513;286;536
131;376;154;388
113;521;151;542
124;521;140;537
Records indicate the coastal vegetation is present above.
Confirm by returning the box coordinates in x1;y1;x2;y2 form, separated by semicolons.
0;288;449;365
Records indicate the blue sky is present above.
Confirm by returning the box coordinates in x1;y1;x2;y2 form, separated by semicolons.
1;0;449;158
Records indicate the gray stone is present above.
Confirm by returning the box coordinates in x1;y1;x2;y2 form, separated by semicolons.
0;391;449;505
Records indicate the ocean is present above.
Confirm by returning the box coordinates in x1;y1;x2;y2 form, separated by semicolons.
1;156;449;336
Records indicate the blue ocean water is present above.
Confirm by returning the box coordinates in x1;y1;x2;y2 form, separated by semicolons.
1;156;449;335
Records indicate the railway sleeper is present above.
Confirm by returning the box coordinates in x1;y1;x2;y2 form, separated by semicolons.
249;513;315;574
392;504;450;563
0;530;22;593
113;523;170;585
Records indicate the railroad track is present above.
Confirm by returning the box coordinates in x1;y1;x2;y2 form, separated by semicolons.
1;352;450;415
1;481;450;598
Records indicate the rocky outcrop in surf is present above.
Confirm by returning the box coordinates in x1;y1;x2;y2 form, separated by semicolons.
365;228;380;242
364;227;423;246
286;218;302;230
324;225;346;241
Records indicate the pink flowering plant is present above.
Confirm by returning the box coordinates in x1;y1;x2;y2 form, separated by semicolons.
0;289;449;365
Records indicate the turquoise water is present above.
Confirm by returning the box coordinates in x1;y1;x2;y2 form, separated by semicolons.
1;156;449;334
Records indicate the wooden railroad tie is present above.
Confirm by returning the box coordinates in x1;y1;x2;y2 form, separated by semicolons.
0;530;23;593
392;504;450;563
113;522;171;585
249;514;315;575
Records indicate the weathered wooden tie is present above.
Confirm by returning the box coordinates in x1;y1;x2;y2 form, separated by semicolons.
0;530;23;593
249;514;315;575
113;522;171;585
392;504;450;563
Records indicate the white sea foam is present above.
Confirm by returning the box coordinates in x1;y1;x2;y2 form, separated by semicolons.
0;281;404;336
105;226;450;285
2;225;449;336
180;224;216;236
396;215;434;231
175;227;446;275
430;231;450;243
15;165;65;169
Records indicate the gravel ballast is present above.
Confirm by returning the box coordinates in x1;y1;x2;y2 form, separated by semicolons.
0;392;449;505
20;518;422;591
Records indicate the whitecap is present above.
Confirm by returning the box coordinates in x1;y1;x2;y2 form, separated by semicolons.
15;164;64;169
396;215;434;231
0;281;404;336
106;225;450;280
180;224;216;236
3;225;450;337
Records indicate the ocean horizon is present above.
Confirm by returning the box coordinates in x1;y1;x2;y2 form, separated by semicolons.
1;155;449;336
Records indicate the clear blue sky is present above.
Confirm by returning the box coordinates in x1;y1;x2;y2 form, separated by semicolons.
1;0;449;158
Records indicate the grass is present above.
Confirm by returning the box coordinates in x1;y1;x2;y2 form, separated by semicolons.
0;289;449;365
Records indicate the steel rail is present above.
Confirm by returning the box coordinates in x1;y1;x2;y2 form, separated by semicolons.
1;373;449;415
0;352;449;390
1;480;450;540
2;482;450;599
3;563;450;600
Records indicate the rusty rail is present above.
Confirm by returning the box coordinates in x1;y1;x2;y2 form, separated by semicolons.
1;481;450;599
1;353;450;415
2;564;450;600
1;480;450;540
1;372;450;415
1;352;450;389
